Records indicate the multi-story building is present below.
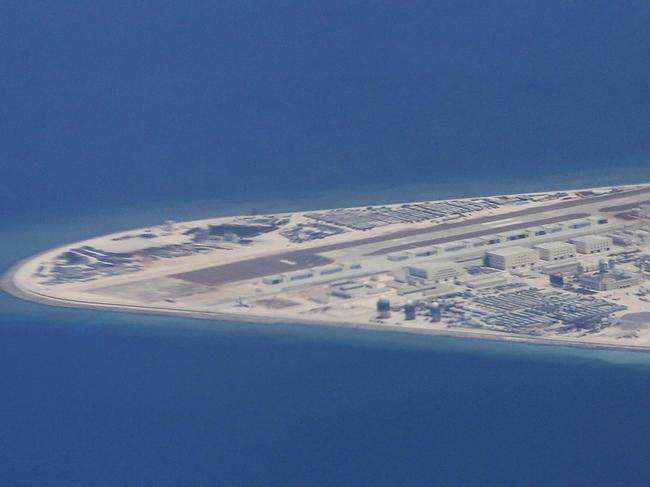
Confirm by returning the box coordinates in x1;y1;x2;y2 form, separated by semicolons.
534;241;577;261
570;235;612;254
406;263;464;282
486;246;539;270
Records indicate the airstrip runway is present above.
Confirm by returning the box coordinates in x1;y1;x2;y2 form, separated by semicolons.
173;186;650;286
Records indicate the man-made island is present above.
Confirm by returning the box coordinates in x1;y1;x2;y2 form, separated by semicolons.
5;184;650;351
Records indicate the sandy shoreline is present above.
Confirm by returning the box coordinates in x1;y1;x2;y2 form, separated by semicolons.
3;254;650;354
5;182;650;353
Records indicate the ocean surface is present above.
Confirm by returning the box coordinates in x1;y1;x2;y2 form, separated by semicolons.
2;2;650;486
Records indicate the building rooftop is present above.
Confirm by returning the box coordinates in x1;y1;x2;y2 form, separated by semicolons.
407;262;463;272
486;246;536;257
534;241;575;250
571;234;612;244
497;230;528;238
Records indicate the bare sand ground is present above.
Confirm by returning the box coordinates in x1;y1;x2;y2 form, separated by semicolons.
4;182;650;353
3;256;650;353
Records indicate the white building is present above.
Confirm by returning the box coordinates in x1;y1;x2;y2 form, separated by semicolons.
527;226;549;237
406;263;464;282
413;246;439;258
284;270;314;281
479;235;502;245
570;235;612;254
318;264;344;275
579;271;642;291
497;230;529;242
486;246;539;270
462;273;509;289
566;218;592;230
534;241;577;261
262;275;284;285
387;252;410;262
542;224;563;234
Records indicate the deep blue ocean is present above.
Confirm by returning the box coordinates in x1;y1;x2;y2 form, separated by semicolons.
2;2;650;486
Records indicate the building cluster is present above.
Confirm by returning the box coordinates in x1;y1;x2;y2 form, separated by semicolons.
41;219;285;286
577;259;643;291
257;210;646;336
261;263;362;287
615;203;650;221
605;224;650;247
455;286;626;332
379;216;609;267
40;216;304;286
375;296;442;322
305;198;502;231
40;246;143;284
368;282;626;332
279;222;347;243
40;239;230;285
482;234;610;272
187;216;289;242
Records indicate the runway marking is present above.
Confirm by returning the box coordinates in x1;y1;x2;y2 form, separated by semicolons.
280;259;297;265
480;218;520;226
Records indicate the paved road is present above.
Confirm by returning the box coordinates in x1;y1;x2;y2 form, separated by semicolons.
599;199;650;212
173;186;650;285
173;254;333;286
365;212;589;255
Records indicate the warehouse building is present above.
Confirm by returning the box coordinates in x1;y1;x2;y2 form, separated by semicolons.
284;270;314;281
387;252;410;262
479;235;501;245
463;273;509;289
262;275;284;285
588;216;609;225
539;260;579;276
443;242;468;252
486;246;539;270
570;235;612;254
498;230;529;242
567;218;592;230
406;263;465;283
318;264;344;275
413;246;439;258
542;224;563;234
534;241;577;261
528;226;548;237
